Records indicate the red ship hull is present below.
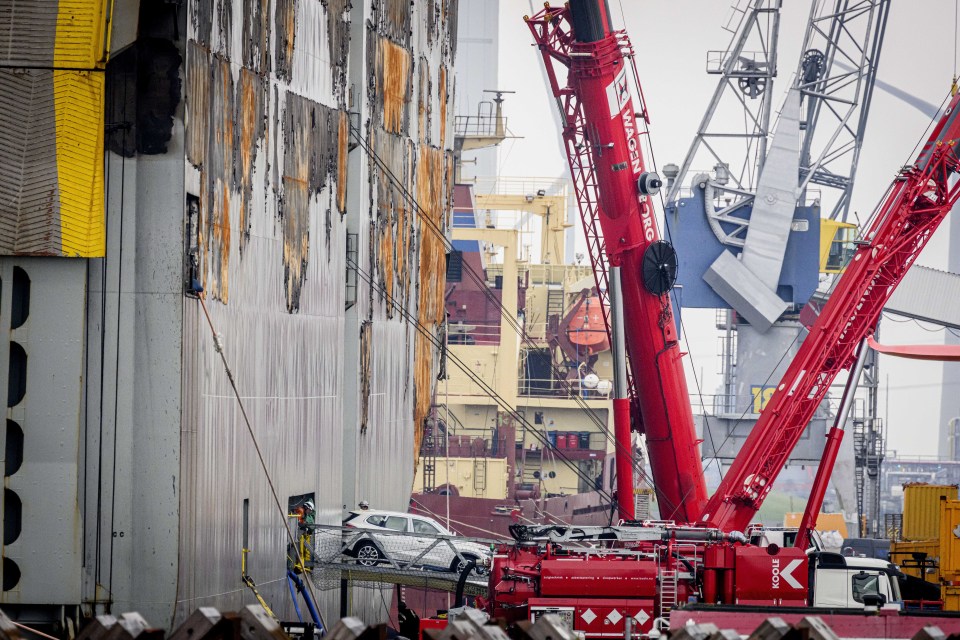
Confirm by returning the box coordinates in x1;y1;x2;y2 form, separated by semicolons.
409;491;616;540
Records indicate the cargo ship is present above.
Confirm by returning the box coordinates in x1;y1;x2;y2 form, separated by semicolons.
409;175;654;539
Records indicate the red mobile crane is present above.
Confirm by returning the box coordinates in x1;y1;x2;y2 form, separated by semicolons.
480;1;960;635
526;0;960;536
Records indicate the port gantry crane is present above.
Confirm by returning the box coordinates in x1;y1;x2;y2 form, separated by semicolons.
526;0;960;532
662;0;892;537
706;91;960;535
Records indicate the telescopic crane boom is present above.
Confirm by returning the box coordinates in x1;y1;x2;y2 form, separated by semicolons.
526;0;708;523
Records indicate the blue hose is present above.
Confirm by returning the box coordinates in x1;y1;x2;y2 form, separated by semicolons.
287;572;304;623
287;570;324;633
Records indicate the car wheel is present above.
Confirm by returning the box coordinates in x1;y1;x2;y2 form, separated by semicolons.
451;554;487;576
353;541;383;567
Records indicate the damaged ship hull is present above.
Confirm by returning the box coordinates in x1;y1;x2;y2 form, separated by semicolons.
0;0;457;629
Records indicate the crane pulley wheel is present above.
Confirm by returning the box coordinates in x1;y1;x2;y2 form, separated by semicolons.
738;75;767;98
801;49;826;85
641;240;678;295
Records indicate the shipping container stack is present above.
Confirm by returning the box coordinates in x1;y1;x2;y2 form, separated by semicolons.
888;483;960;610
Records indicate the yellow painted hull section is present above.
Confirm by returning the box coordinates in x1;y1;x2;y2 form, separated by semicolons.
48;0;110;256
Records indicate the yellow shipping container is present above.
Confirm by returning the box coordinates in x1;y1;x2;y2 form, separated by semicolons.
902;483;958;541
890;540;940;583
944;585;960;612
782;512;848;539
939;499;960;581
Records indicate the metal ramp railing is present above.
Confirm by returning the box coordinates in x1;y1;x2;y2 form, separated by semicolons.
303;523;505;596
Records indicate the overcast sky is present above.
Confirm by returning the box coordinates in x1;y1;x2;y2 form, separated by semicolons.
481;0;960;458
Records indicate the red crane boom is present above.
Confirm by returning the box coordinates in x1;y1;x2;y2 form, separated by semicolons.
704;92;960;531
526;0;708;522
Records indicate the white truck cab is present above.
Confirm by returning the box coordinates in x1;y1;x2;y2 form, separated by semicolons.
810;552;903;609
745;527;903;610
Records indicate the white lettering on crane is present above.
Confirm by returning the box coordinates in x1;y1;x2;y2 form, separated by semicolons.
639;205;655;242
606;69;652;238
622;111;642;175
624;112;654;240
771;558;780;590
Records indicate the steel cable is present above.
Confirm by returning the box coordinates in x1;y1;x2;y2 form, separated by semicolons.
347;254;617;507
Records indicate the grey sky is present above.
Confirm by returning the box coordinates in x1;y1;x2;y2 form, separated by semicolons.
485;1;959;457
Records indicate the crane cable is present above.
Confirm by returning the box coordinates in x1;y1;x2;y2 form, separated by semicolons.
194;293;326;631
954;0;958;96
352;155;664;510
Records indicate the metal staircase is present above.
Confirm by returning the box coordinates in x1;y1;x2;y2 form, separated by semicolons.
853;345;885;538
473;458;487;495
421;404;472;493
422;416;438;493
446;250;464;282
546;288;565;320
853;414;884;537
522;459;543;485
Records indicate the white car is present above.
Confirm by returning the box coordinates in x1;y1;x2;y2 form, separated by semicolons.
342;509;491;575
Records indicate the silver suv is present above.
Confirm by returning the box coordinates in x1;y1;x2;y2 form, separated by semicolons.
342;509;491;575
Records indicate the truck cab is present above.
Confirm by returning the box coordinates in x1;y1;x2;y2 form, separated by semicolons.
810;552;903;609
744;529;903;611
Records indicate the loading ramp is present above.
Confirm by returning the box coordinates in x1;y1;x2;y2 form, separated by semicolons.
303;523;502;596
